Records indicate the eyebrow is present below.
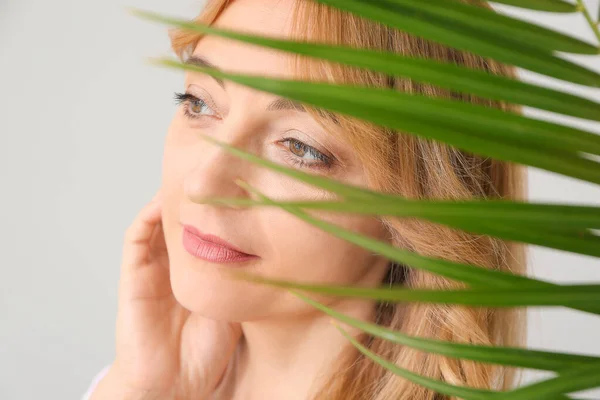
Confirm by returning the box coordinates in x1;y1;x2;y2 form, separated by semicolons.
185;55;326;115
186;55;227;89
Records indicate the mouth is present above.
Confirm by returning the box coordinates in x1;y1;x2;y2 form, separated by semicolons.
181;224;258;264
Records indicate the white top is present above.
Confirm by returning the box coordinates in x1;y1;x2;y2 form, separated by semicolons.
80;365;110;400
81;350;238;400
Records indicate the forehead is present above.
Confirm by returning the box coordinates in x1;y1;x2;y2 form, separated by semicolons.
192;0;298;80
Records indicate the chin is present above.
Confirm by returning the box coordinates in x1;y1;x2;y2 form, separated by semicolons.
168;252;272;321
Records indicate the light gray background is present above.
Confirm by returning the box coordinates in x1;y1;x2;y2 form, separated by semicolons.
1;0;599;399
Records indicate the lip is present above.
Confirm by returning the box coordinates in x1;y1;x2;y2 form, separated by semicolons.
181;224;258;264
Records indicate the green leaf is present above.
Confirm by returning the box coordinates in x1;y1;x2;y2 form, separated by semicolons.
207;198;600;257
132;9;600;122
231;179;600;316
200;198;600;230
335;324;576;400
575;0;600;45
249;181;600;318
294;291;600;372
133;7;600;397
226;186;537;287
314;0;600;87
201;132;582;218
334;324;500;400
381;0;598;54
442;218;600;258
232;272;600;308
153;60;600;185
486;0;578;12
196;135;600;258
222;195;526;288
495;361;600;399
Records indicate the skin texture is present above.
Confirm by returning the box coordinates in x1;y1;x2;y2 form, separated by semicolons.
91;0;393;399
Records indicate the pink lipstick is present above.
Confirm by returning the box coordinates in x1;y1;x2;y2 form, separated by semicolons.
181;224;257;264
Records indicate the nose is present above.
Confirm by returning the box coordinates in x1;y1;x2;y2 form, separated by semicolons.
183;131;254;206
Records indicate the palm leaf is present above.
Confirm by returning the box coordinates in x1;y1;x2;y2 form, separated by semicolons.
494;361;600;399
228;270;600;308
380;0;597;54
131;10;600;122
197;134;597;231
335;324;500;400
228;181;600;316
196;135;600;258
292;291;600;372
336;323;521;400
313;0;600;86
153;59;600;185
200;196;600;230
134;0;600;397
335;325;578;400
203;198;600;257
486;0;578;13
575;0;600;44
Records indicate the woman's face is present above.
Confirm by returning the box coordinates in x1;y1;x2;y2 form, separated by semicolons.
161;0;391;320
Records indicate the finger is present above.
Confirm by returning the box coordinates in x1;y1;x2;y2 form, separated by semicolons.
122;193;163;271
148;218;168;253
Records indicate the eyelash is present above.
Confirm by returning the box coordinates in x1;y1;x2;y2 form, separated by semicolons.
173;91;334;171
280;138;333;170
174;92;215;120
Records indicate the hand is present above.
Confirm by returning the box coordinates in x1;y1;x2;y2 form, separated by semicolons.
91;190;242;400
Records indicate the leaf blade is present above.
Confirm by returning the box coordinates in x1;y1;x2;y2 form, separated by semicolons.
487;0;579;12
154;60;600;185
213;175;600;315
495;361;600;399
234;272;600;308
294;291;600;372
206;198;600;257
197;136;600;259
314;0;600;87
336;324;579;400
382;0;598;54
131;9;600;122
200;198;600;230
334;324;497;400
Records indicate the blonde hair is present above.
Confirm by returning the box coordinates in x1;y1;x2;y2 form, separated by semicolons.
170;1;528;399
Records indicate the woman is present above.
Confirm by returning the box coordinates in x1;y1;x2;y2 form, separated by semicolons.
86;0;526;399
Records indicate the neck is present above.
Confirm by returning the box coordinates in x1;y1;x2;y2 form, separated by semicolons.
228;297;378;400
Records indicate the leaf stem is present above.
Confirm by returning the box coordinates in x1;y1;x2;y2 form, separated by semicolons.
576;0;600;45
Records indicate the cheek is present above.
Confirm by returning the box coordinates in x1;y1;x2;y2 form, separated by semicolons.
263;208;388;285
249;167;390;286
161;125;179;182
253;209;390;318
160;124;199;207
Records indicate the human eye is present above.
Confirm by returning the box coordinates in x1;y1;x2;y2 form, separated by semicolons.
174;92;217;120
279;137;334;171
